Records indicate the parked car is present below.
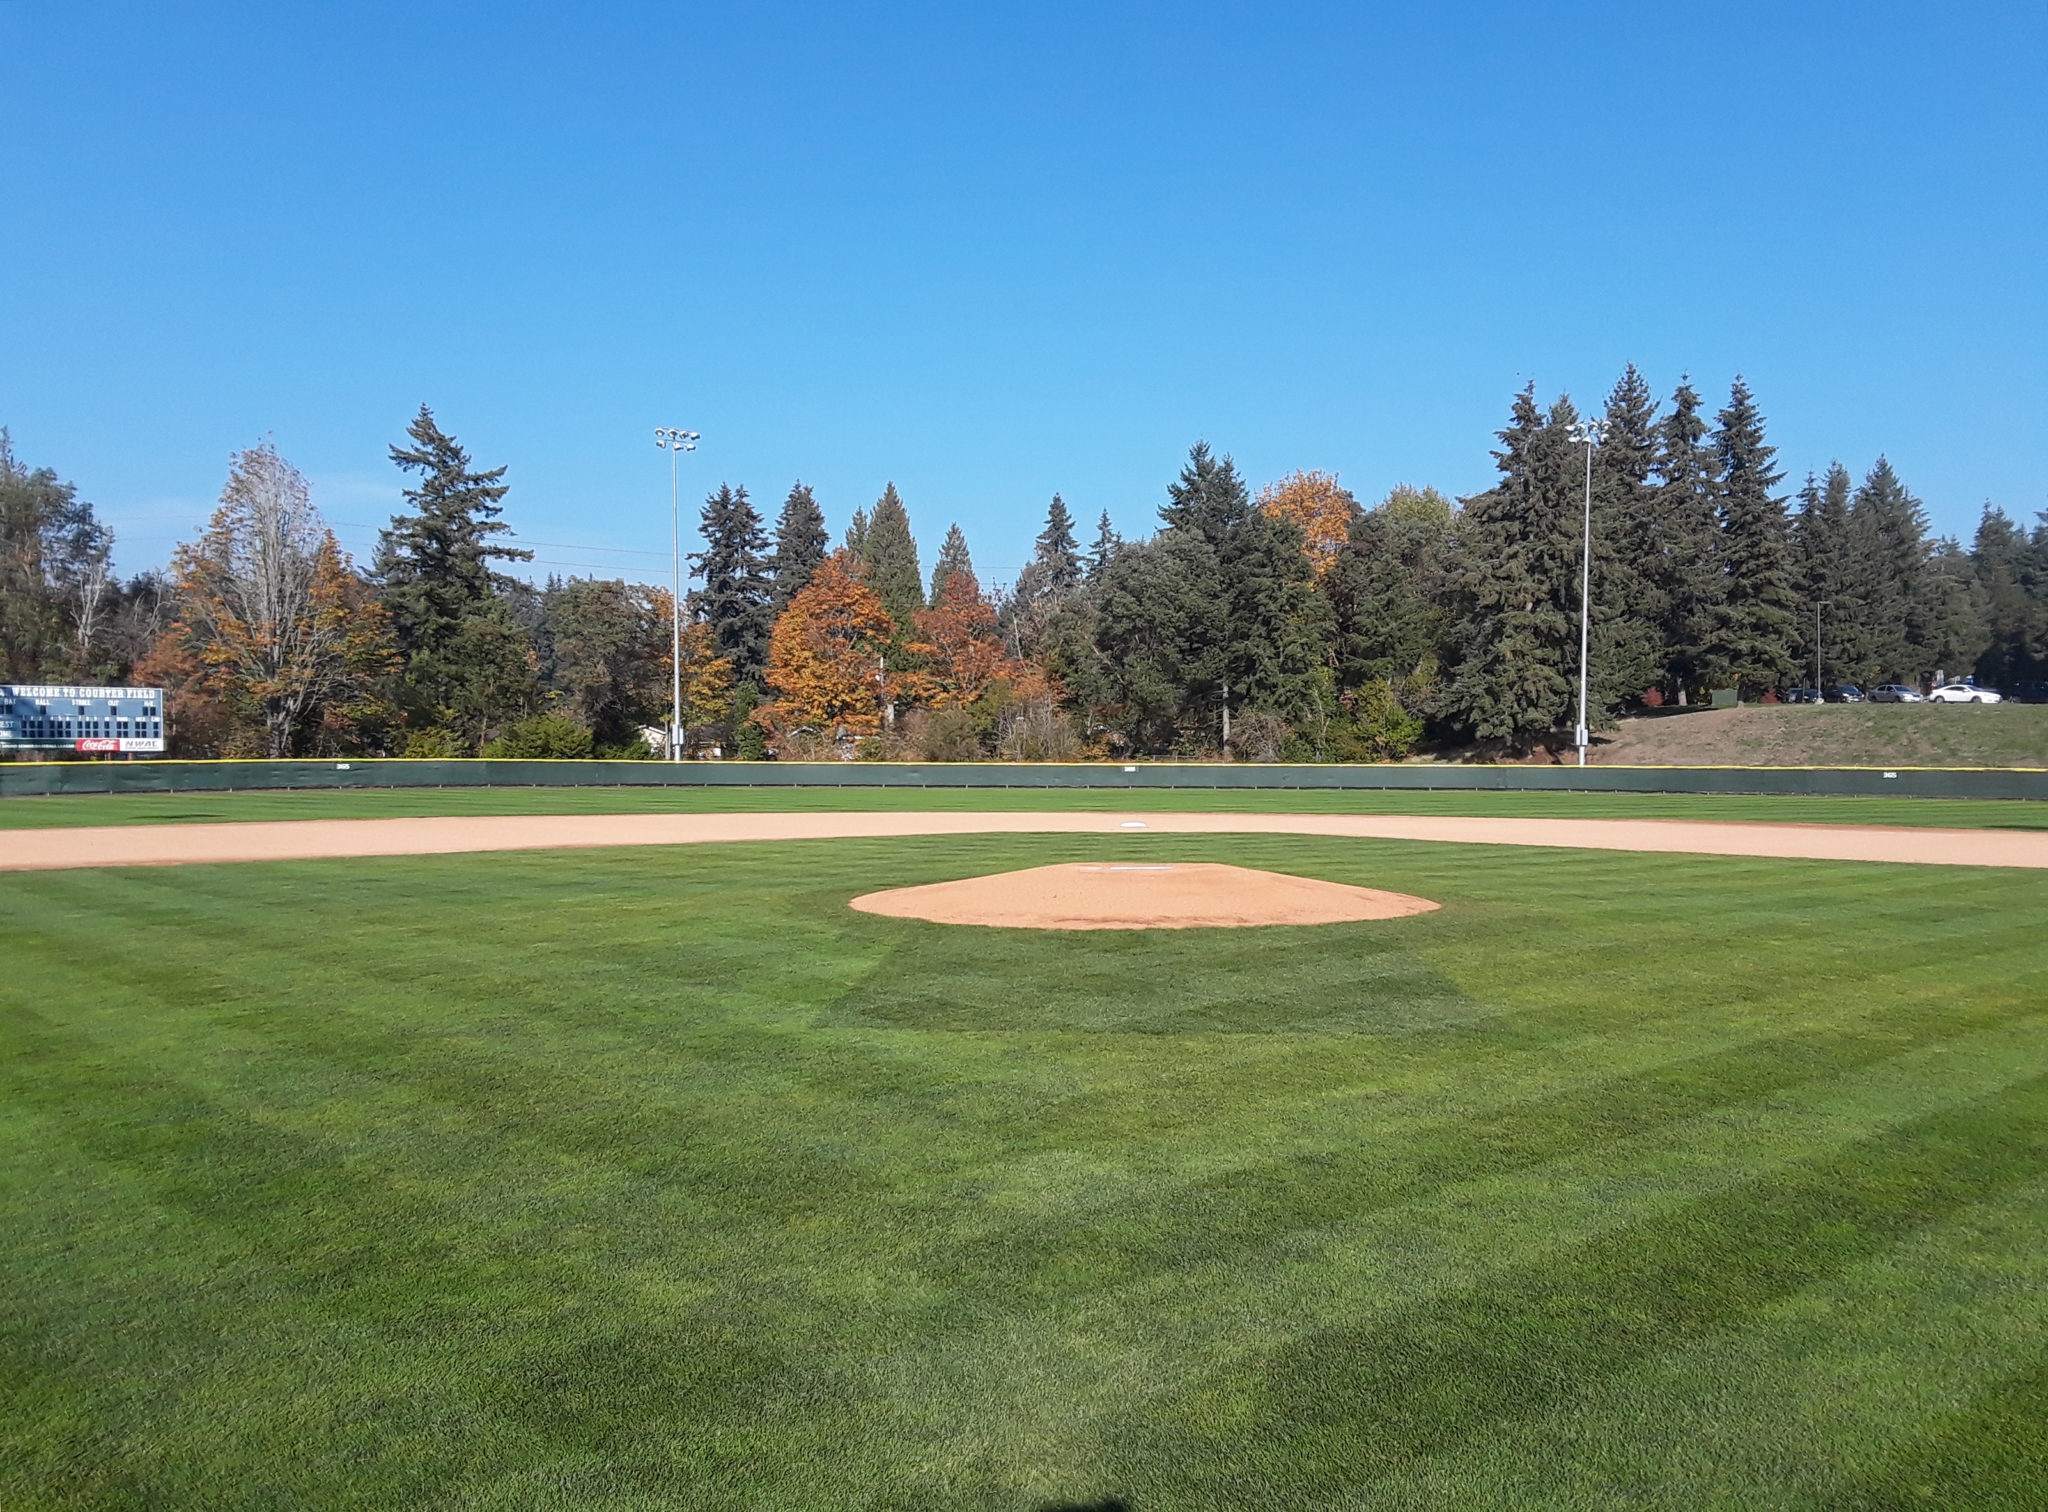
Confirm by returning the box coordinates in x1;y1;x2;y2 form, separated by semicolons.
1824;684;1865;703
1784;687;1826;704
1927;683;2003;704
1868;684;1923;703
2008;680;2048;704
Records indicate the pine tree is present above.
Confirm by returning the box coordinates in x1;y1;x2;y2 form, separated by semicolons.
770;482;828;611
1791;463;1853;686
1921;535;1987;684
1328;488;1457;692
1033;494;1080;594
1160;441;1252;547
375;405;530;657
1437;387;1580;748
929;523;974;605
1094;530;1227;752
1589;365;1663;707
1151;441;1329;749
689;482;773;683
376;406;535;739
1648;380;1723;700
842;507;869;558
1086;510;1121;581
860;483;923;624
1708;378;1798;697
1010;494;1082;624
1972;505;2045;686
1845;457;1933;682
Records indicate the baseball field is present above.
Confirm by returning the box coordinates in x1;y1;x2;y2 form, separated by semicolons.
4;786;2045;1509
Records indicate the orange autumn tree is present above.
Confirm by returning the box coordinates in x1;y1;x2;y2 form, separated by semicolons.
1256;469;1358;576
904;565;1029;709
759;551;898;741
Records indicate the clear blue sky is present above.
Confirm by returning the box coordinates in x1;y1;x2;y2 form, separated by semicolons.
4;1;2043;589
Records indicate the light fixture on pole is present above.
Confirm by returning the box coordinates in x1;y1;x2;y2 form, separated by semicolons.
653;427;701;762
1567;418;1606;767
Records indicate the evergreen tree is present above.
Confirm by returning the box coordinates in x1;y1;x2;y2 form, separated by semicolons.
842;507;869;558
1151;441;1330;748
1791;463;1854;686
1010;493;1083;626
689;482;773;683
1160;441;1252;547
1033;494;1080;594
1086;510;1121;581
1326;495;1455;692
929;523;973;605
377;406;529;652
769;482;828;611
1589;365;1664;707
1972;505;2045;686
859;483;924;624
375;406;535;736
1648;380;1723;700
1094;530;1227;752
1921;534;1987;684
1708;378;1797;697
1437;388;1581;747
1844;457;1933;682
541;575;659;748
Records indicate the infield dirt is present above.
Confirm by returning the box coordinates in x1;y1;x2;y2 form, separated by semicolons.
1;809;2044;870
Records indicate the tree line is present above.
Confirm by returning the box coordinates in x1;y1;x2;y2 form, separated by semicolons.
2;371;2042;762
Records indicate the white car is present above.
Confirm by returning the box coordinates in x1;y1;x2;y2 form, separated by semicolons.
1927;683;2002;704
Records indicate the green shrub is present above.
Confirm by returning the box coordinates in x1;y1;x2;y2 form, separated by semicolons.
1328;681;1423;762
401;728;466;759
482;714;594;760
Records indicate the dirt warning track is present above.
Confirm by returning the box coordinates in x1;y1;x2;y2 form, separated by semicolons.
1;810;2044;872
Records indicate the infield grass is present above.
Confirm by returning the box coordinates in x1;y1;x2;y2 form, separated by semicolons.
5;834;2046;1509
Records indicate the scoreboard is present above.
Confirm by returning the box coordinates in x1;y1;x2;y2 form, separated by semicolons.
0;684;167;754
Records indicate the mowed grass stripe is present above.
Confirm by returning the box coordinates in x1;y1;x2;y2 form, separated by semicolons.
3;838;2046;1508
4;781;2048;830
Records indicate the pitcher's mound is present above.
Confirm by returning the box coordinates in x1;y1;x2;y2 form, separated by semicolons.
848;862;1439;930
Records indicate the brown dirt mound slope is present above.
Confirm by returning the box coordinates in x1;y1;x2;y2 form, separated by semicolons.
848;862;1440;930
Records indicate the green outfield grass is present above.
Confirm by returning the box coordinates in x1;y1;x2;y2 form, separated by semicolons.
2;781;2046;830
5;835;2046;1509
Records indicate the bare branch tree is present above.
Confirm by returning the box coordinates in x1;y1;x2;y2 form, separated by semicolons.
172;443;387;757
71;549;112;676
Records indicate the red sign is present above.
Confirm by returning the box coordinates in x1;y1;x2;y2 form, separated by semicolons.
75;738;121;753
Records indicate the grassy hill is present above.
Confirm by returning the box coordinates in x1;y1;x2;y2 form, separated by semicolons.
1586;702;2048;768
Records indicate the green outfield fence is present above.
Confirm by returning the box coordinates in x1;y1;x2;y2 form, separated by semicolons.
4;758;2046;800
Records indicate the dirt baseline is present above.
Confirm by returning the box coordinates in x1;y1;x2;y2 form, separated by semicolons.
850;862;1441;929
1;810;2044;872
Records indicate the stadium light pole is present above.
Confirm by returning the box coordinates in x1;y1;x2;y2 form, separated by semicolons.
1568;418;1606;767
654;427;700;761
